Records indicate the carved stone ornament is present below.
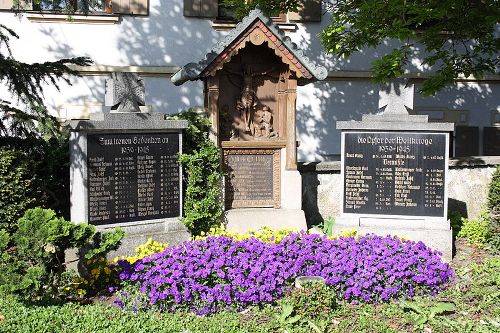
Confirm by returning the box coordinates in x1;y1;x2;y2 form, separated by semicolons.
105;72;145;113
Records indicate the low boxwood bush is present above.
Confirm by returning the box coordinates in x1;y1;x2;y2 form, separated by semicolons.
116;233;453;314
0;208;124;301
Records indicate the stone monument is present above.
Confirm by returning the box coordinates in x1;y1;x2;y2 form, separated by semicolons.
172;7;327;232
336;79;455;260
70;72;190;255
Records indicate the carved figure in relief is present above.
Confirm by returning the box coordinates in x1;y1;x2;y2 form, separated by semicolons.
223;64;276;135
236;67;258;132
253;105;277;138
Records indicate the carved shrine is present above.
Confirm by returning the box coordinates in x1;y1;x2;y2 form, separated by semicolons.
172;7;326;229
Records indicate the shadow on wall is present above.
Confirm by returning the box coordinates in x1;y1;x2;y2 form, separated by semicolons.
36;0;221;115
293;12;497;162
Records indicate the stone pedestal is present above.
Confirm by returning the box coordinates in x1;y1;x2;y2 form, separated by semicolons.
336;112;455;260
70;112;190;256
225;208;306;233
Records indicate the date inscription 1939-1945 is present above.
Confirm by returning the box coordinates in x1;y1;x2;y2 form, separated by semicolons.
343;132;447;217
87;133;180;225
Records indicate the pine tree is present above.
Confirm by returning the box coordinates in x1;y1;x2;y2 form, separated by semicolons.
0;24;91;139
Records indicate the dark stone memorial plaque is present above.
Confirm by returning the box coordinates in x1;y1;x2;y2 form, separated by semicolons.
87;132;180;225
343;132;447;217
224;149;280;209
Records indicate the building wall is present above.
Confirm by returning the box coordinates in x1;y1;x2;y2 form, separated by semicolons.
1;1;499;161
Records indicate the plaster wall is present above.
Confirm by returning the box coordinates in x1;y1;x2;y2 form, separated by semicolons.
1;1;499;161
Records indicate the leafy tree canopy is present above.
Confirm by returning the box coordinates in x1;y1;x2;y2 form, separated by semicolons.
321;0;499;95
226;0;499;95
0;24;91;139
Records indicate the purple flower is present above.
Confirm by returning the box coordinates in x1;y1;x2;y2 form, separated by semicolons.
115;233;454;314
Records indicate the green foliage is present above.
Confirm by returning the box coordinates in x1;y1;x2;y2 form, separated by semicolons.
178;141;224;236
488;166;500;215
169;109;224;236
320;0;499;95
0;24;91;138
0;208;123;301
320;217;335;236
85;228;126;259
275;303;302;332
0;134;71;235
0;147;39;234
448;210;464;236
284;281;337;319
0;229;9;250
220;0;300;20
457;210;492;247
487;167;500;252
399;300;455;329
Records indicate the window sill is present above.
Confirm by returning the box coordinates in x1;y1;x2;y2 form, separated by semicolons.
211;20;297;32
26;12;120;24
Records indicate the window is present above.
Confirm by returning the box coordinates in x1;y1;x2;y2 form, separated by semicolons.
33;0;109;13
0;0;148;15
183;0;322;22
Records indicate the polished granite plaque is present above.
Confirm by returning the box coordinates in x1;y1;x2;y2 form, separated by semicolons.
87;132;180;225
343;132;447;217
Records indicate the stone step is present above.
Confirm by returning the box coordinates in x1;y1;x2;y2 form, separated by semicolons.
225;208;307;233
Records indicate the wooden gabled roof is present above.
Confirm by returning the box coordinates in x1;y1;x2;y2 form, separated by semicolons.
171;7;327;86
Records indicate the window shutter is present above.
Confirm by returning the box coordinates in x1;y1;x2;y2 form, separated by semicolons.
113;0;148;15
184;0;218;18
0;0;32;10
288;0;321;22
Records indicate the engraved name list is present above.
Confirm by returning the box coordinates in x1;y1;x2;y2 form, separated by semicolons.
87;133;180;225
343;132;447;217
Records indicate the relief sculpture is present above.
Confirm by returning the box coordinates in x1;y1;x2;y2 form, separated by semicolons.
223;64;279;141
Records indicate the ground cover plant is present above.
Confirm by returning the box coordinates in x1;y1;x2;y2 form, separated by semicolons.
116;233;453;315
1;255;496;333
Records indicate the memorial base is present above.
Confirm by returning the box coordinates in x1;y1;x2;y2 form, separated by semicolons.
225;208;307;233
334;216;453;261
97;218;191;258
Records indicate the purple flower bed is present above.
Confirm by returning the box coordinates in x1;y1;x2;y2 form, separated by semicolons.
116;233;453;314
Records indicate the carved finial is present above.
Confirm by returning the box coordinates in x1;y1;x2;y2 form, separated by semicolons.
378;78;414;115
105;72;145;113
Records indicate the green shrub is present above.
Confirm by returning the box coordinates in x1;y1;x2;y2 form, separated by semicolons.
486;166;500;253
169;109;224;236
0;135;70;235
448;210;464;236
178;140;224;235
457;210;491;247
0;147;40;234
0;208;124;301
488;166;500;216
